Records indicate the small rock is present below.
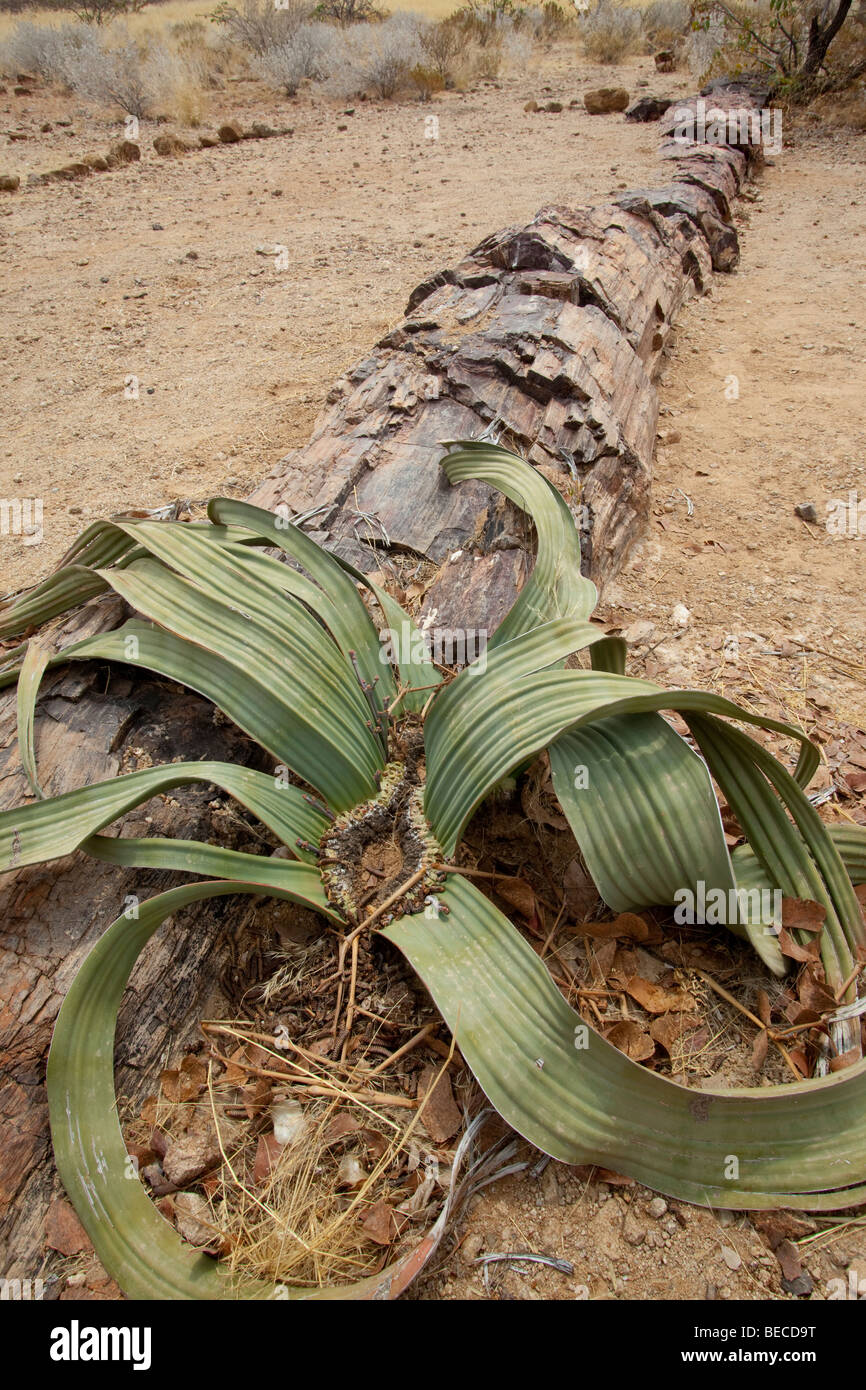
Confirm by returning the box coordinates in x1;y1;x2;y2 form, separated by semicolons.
794;502;818;523
337;1153;368;1189
250;121;278;138
544;100;563;113
174;1192;217;1248
198;132;220;148
524;99;539;112
461;1232;485;1263
648;1196;667;1219
45;1198;93;1257
671;602;691;629
623;619;655;645
782;1272;814;1297
0;174;20;193
218;122;244;144
153;131;190;156
623;1208;646;1246
720;1244;742;1270
162;1116;222;1186
625;95;672;122
151;221;164;230
657;428;681;445
82;153;109;171
417;1063;462;1143
271;1099;307;1147
106;140;140;167
584;87;630;115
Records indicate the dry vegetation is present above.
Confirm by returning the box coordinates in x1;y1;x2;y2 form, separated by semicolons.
0;0;696;127
1;0;863;114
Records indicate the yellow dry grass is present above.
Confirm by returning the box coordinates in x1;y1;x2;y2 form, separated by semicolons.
0;0;468;43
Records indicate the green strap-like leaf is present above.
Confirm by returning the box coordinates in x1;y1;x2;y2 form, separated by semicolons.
0;519;259;641
689;715;862;993
48;880;331;1299
15;617;374;816
548;713;785;974
48;878;457;1300
734;824;866;889
17;640;52;799
441;443;597;647
92;560;381;810
206;498;396;712
0;564;112;641
0;760;328;873
354;576;442;715
425;653;819;857
383;875;866;1209
83;834;342;912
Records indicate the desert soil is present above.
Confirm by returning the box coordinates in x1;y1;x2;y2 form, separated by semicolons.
3;45;866;1301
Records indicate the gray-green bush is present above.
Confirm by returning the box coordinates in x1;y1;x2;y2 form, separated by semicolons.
578;0;642;62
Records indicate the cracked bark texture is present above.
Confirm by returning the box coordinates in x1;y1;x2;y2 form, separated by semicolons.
0;93;763;1280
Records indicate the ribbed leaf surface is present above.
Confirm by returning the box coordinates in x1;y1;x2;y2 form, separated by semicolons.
0;760;328;872
440;443;597;646
384;875;866;1209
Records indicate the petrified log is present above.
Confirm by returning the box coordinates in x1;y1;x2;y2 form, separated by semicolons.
0;96;764;1281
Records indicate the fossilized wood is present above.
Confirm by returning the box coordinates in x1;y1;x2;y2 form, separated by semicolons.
0;97;765;1281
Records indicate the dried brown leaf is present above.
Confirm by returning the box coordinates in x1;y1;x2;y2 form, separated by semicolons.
625;975;697;1015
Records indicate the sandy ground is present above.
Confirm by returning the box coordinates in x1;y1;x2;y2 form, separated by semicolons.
3;43;866;1301
0;48;699;593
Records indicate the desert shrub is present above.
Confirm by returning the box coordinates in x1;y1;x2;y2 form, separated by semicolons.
0;18;101;82
691;0;864;93
144;40;208;123
324;12;424;98
55;0;146;23
577;0;641;62
471;35;502;73
65;35;155;116
257;20;337;92
501;24;533;64
312;0;381;22
210;0;312;55
418;16;462;83
449;0;541;78
168;16;231;89
640;0;689;50
37;30;204;121
409;60;444;97
517;1;574;41
452;0;517;46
